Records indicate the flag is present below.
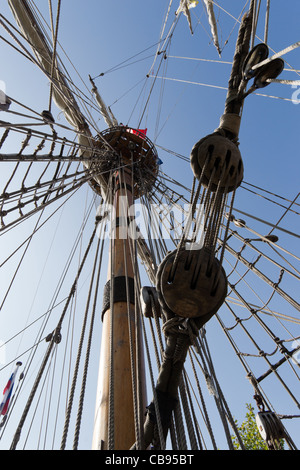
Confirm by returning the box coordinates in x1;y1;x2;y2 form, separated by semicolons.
0;362;22;416
128;128;147;139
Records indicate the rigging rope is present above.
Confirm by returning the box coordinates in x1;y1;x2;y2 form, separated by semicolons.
252;41;300;71
60;228;102;450
9;220;98;450
1;0;299;451
72;235;104;449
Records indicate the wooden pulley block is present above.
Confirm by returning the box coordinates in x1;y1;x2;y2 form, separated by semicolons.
156;249;227;325
264;234;279;243
253;58;284;89
243;43;269;80
140;286;161;318
41;109;55;123
190;133;243;193
256;411;285;442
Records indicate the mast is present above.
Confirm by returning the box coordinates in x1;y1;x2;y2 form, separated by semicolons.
89;126;159;449
92;168;146;450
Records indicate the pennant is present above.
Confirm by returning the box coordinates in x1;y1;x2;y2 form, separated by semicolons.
0;362;22;417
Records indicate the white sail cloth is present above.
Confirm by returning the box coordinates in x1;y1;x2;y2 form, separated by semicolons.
176;0;198;34
203;0;221;55
176;0;220;55
7;0;103;185
89;76;118;128
7;0;86;129
7;0;157;285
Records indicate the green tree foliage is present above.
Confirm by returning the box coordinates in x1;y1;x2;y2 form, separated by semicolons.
231;403;269;450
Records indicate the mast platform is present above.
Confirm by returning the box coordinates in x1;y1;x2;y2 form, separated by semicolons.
88;126;159;199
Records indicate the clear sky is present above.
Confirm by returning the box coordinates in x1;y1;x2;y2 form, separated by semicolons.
0;0;299;450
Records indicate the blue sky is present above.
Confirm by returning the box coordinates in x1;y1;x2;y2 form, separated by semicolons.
0;1;299;450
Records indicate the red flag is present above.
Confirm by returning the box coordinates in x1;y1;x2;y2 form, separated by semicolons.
128;128;147;139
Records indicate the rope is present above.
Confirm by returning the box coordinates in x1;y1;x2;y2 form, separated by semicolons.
264;0;270;44
72;236;103;449
153;75;300;102
173;397;187;450
252;41;300;71
119;166;144;449
182;370;203;449
0;174;91;234
137;316;199;449
10;221;98;450
60;229;101;449
178;379;198;449
0;147;93;311
222;286;300;408
131;299;166;450
229;205;300;240
224;242;300;311
223;251;299;340
224;1;255;115
266;78;300;85
188;347;217;449
2;0;299;452
0;195;94;443
225;226;300;281
108;217;115;450
198;333;239;450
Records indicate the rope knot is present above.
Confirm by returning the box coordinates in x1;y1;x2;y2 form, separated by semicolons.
162;316;199;347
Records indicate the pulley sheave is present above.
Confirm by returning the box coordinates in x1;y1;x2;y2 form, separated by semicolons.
253;58;285;89
190;132;244;193
243;43;269;80
156;248;227;326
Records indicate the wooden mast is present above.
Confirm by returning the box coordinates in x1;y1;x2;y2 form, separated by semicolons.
92;166;147;450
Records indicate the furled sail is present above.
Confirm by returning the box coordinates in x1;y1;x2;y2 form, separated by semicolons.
89;75;118;128
203;0;221;56
7;0;107;194
7;0;156;285
176;0;198;35
7;0;86;129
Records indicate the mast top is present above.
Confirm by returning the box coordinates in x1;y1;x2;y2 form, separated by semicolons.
87;126;159;199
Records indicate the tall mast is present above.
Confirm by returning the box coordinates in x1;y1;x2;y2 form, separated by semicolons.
89;126;159;450
92;168;146;450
